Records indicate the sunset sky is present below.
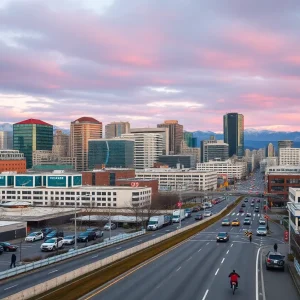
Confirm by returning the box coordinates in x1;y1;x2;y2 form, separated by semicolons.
0;0;300;131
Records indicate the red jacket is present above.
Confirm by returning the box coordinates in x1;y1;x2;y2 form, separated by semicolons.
229;272;240;282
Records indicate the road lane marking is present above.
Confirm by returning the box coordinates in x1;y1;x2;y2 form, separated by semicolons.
187;256;192;261
4;284;18;291
116;247;122;250
226;250;229;254
206;242;210;245
231;243;233;247
198;248;202;252
221;258;225;264
260;249;266;300
232;213;235;215
137;240;142;242
91;255;98;258
48;270;58;274
215;268;219;275
176;266;181;272
256;247;262;300
202;289;209;300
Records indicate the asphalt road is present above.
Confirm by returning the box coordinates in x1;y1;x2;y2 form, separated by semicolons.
0;194;236;298
83;186;299;300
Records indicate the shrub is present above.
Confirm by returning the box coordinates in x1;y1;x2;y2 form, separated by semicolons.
45;249;69;259
22;255;43;263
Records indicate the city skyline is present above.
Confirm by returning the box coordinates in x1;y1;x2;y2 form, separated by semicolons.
1;0;300;131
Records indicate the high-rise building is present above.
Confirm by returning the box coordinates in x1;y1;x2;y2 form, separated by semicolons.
158;155;196;168
105;122;130;139
88;139;134;169
53;130;69;157
13;119;53;169
0;131;13;150
278;140;293;160
157;120;183;154
130;127;169;155
201;136;229;162
266;143;275;157
183;132;197;148
223;113;244;157
70;117;102;171
279;148;300;165
122;133;163;169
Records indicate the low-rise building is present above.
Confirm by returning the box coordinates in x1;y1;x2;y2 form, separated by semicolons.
265;165;300;175
287;187;300;234
158;155;196;168
279;148;300;165
0;150;26;173
136;168;217;191
196;160;247;179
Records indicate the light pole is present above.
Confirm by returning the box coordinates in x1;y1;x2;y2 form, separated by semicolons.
109;206;111;240
178;184;182;229
288;206;291;254
74;196;79;250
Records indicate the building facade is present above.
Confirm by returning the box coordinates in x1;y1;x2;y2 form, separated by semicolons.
267;143;275;157
279;148;300;165
53;130;69;157
136;169;217;191
158;155;196;168
223;113;244;157
0;131;13;150
105;122;130;139
183;132;197;148
157;120;183;154
201;137;229;162
0;150;26;173
265;165;300;175
70;117;102;172
122;133;163;169
196;160;247;179
13;119;53;169
88;139;134;169
130;127;169;155
180;140;200;163
278;140;293;161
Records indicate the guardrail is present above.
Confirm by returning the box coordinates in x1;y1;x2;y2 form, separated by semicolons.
294;258;300;276
0;230;145;281
4;203;235;300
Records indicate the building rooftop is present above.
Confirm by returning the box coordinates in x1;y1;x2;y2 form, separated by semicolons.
15;119;52;126
137;168;216;173
74;117;102;124
0;221;25;227
83;168;134;173
267;173;300;176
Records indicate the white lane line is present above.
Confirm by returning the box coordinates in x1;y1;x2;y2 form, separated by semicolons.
137;240;142;242
4;284;18;291
237;213;239;216
232;213;235;216
116;247;122;250
206;242;210;245
187;256;192;261
231;243;233;247
198;248;202;252
215;268;220;275
253;214;256;217
91;255;98;258
241;213;244;216
202;289;209;300
221;258;225;264
48;269;58;274
226;250;229;254
176;266;181;272
256;247;262;300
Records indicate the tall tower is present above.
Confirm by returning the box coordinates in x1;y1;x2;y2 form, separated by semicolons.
13;119;53;169
157;120;183;154
53;130;69;157
267;143;275;157
105;122;130;139
70;117;102;171
223;113;244;157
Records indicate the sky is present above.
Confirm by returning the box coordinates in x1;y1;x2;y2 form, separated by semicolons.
0;0;300;132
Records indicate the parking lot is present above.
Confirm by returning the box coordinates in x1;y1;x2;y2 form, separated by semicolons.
0;225;131;272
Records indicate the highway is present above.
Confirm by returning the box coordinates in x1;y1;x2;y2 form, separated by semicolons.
0;195;235;298
82;196;299;300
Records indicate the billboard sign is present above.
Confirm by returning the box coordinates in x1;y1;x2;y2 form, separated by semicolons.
73;175;82;186
0;176;6;186
15;176;34;187
47;176;67;187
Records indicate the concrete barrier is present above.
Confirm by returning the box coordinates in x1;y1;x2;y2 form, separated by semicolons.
4;203;235;300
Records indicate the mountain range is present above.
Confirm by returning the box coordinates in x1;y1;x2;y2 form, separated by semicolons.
1;123;300;150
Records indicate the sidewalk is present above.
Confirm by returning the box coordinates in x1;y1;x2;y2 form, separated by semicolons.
288;260;300;296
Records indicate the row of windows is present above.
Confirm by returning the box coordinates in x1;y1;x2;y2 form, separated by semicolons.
1;190;123;196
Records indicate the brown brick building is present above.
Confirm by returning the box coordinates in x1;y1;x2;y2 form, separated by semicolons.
267;173;300;206
0;150;26;173
116;178;159;194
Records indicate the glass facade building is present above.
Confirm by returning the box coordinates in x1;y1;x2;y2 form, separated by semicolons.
88;139;134;169
13;119;53;169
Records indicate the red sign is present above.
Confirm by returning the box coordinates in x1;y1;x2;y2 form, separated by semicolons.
284;231;289;242
131;182;139;187
264;214;270;220
177;202;183;208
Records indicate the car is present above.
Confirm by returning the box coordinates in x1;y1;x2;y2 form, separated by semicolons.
250;203;255;207
221;218;231;226
241;203;246;207
0;242;18;252
246;212;252;217
104;223;117;230
239;208;244;213
0;245;4;255
192;206;200;212
185;209;192;218
41;237;64;252
77;231;96;242
86;227;104;238
257;199;261;203
231;219;240;226
243;218;251;225
41;228;53;238
265;251;285;271
203;211;212;217
25;232;44;242
45;230;64;240
254;207;259;213
216;232;229;242
62;235;75;245
259;219;266;225
195;213;203;221
256;226;267;236
244;198;248;202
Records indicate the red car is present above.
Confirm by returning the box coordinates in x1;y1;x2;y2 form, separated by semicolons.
239;207;244;213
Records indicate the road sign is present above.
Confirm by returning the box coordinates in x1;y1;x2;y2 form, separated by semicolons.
177;202;183;208
264;214;270;220
284;230;289;242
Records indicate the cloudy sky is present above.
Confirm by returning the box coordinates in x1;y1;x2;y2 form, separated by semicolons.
0;0;300;132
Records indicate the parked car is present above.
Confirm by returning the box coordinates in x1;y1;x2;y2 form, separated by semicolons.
203;211;212;217
77;231;96;242
256;226;267;236
104;223;117;230
231;219;240;226
62;235;75;245
0;242;18;252
45;230;64;240
216;232;229;242
265;251;285;271
221;218;230;226
41;237;64;252
25;231;44;242
195;213;203;221
0;245;4;255
41;228;53;238
86;228;104;238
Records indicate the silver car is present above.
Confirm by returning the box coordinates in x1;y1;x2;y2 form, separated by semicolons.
256;226;267;236
62;235;75;245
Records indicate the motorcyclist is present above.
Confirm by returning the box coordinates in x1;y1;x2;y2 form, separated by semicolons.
229;270;240;289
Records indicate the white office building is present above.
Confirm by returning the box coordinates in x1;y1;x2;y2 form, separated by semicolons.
136;168;217;191
196;160;247;179
287;187;300;234
279;148;300;165
122;133;163;169
265;165;300;175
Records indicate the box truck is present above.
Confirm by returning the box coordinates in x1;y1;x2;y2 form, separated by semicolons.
172;210;185;223
147;215;164;231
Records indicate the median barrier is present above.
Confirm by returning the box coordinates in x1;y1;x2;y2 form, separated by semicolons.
6;197;243;300
0;230;145;281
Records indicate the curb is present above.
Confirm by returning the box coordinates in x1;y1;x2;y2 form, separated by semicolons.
288;263;300;296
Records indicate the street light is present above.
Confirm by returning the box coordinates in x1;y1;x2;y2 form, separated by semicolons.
74;196;79;250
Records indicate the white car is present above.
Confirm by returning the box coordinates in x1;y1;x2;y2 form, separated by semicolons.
104;223;117;230
203;211;212;217
62;235;75;245
256;226;267;236
259;219;266;225
25;232;44;242
41;237;64;251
